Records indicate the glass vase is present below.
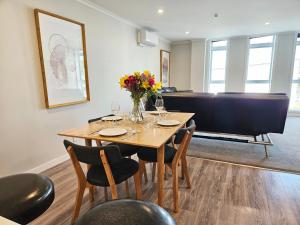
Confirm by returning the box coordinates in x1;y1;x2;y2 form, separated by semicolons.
131;98;143;123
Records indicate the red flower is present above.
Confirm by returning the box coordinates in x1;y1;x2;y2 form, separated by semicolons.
149;77;155;86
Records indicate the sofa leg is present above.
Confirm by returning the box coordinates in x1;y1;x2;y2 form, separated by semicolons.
264;145;269;158
253;136;257;142
261;134;269;158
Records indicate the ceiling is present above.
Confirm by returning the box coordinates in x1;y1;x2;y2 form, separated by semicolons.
88;0;300;41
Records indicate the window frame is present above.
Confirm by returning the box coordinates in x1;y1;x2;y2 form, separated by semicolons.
245;35;275;93
289;34;300;112
208;40;228;93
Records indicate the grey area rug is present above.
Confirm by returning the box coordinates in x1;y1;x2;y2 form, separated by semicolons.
188;117;300;174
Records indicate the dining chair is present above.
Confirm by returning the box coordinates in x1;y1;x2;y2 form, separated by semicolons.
137;120;196;212
63;140;142;224
88;115;147;185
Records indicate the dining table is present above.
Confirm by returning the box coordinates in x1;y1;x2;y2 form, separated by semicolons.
58;112;194;207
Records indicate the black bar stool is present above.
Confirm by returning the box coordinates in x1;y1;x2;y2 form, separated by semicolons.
75;199;176;225
0;173;55;224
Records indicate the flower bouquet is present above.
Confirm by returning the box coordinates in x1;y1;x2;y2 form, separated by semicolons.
119;71;161;122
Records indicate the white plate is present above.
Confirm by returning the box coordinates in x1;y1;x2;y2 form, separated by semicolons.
98;128;127;137
157;120;181;126
101;116;122;121
149;111;168;115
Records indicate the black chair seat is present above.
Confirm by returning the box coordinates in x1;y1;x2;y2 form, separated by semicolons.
75;199;176;225
137;145;176;163
87;158;139;186
108;143;140;157
0;173;55;224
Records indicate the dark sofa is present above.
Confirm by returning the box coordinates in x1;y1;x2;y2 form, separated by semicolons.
160;91;289;137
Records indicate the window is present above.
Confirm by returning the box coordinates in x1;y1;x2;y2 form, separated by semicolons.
290;35;300;111
245;35;274;93
208;40;227;93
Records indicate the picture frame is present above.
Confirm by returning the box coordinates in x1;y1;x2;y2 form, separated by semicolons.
34;9;90;108
160;50;170;87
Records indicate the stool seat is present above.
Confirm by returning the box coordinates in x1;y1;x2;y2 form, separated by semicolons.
75;199;176;225
0;173;55;224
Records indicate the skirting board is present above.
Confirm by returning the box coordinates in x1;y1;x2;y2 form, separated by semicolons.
26;154;69;174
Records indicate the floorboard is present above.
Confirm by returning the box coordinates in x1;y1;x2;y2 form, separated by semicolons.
30;157;300;225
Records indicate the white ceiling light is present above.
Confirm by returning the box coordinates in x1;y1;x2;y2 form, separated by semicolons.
157;9;164;15
265;22;270;25
185;31;190;35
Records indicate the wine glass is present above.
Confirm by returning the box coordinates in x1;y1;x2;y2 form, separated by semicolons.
111;101;120;125
155;98;164;119
111;101;120;115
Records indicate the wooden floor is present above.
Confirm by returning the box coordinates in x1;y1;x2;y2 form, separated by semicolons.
30;157;300;225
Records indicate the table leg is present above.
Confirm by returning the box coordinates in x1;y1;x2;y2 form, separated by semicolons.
85;139;94;202
157;144;165;207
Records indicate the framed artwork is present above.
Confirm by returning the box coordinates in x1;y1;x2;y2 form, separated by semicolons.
160;50;170;87
34;9;90;108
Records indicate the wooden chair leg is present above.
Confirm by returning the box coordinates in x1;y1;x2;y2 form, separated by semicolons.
88;186;95;202
182;157;191;188
104;187;108;201
125;180;130;198
71;182;86;224
165;166;168;180
181;162;185;179
139;159;148;184
99;150;118;200
95;140;102;146
152;163;156;182
172;164;179;213
143;164;148;183
110;184;118;200
133;171;142;200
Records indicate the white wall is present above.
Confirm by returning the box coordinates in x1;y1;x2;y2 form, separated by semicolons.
190;40;206;92
0;0;170;176
170;41;191;90
271;32;297;94
225;37;249;92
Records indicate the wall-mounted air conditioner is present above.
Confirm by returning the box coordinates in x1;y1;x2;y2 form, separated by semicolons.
137;29;159;47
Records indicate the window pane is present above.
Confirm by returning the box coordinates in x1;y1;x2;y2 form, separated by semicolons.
289;83;300;111
250;36;273;45
211;69;226;81
209;40;227;93
211;50;226;81
248;47;273;65
245;36;274;93
247;47;272;81
247;64;271;81
209;83;225;94
293;45;300;80
212;40;227;47
245;83;270;93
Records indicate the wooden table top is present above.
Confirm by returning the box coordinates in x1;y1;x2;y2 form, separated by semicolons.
58;112;194;148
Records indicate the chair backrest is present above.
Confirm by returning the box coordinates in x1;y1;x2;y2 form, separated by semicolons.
63;140;122;166
174;119;196;145
172;120;196;165
88;114;114;123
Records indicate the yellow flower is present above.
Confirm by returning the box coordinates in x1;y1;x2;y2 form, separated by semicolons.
151;82;162;92
134;71;141;77
142;81;150;89
156;82;162;89
143;70;150;76
119;75;129;88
